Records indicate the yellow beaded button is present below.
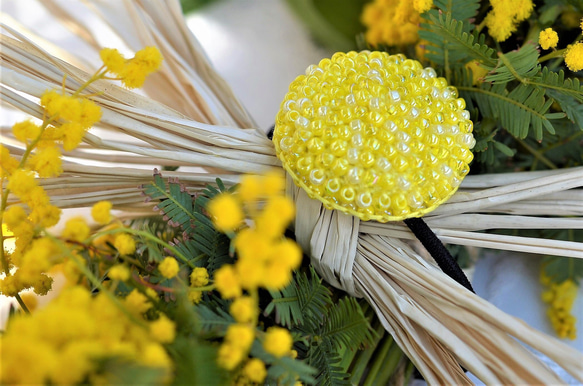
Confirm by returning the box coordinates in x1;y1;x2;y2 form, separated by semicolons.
273;51;475;222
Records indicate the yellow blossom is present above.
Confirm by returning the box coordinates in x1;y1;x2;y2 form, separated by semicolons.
12;120;41;143
243;358;267;383
140;343;173;370
114;233;136;255
108;264;131;281
485;0;534;42
214;265;242;299
565;42;583;72
413;0;432;13
100;48;126;74
539;28;559;50
188;288;203;304
263;327;293;358
78;99;102;129
124;289;152;315
28;146;62;178
255;196;295;239
0;144;19;176
207;193;244;232
263;261;293;290
239;174;262;202
7;169;38;199
361;0;422;46
58;122;86;151
150;314;176;343
62;217;90;242
236;258;265;290
190;267;209;287
133;46;164;73
226;323;255;351
274;239;302;270
234;228;274;262
158;256;180;279
217;342;246;370
3;205;28;231
91;201;112;225
230;296;256;323
263;171;286;197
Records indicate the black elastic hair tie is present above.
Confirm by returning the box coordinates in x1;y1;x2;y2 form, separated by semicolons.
404;217;474;293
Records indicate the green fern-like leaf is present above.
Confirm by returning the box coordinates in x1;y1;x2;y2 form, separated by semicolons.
308;339;351;386
483;43;541;84
420;13;497;69
320;297;376;352
266;267;333;329
142;170;194;228
547;90;583;128
459;83;562;140
432;0;480;25
195;304;234;336
532;66;583;103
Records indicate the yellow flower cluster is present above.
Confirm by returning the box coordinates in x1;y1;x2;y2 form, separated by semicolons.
188;266;209;304
539;28;559;50
208;172;299;378
541;272;578;340
484;0;534;42
0;286;175;384
361;0;433;47
211;173;301;294
100;47;163;89
159;256;180;279
565;42;583;72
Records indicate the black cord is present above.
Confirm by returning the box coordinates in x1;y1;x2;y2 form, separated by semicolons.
404;217;474;293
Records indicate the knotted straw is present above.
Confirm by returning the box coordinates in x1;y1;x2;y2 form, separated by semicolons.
1;1;582;383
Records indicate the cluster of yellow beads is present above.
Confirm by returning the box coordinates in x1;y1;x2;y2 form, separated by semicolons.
274;51;475;222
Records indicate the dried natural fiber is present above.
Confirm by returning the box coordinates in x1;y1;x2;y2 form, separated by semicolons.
1;1;582;384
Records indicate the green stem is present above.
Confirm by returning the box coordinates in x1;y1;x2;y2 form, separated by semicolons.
14;294;30;313
363;334;393;386
538;48;566;63
513;136;558;169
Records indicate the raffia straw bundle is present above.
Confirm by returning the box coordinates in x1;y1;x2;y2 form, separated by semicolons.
1;1;582;383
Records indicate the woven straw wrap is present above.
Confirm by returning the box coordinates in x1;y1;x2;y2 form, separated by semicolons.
1;1;583;383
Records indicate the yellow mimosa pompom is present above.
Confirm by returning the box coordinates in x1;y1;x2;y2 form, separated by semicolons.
149;314;176;344
12;120;41;143
91;201;112;225
158;257;180;279
0;144;19;176
108;265;130;281
7;169;38;199
273;239;303;270
225;323;255;351
133;46;164;73
124;288;152;315
100;48;126;74
217;343;245;370
263;327;293;358
207;193;244;232
188;289;203;304
238;174;262;202
190;267;209;287
113;233;136;255
62;217;90;242
214;265;242;299
274;51;475;222
230;296;256;323
28;146;62;178
565;42;583;72
3;205;28;231
413;0;433;13
140;343;173;369
243;358;267;384
539;28;559;50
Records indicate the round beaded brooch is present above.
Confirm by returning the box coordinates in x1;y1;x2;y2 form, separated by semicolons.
273;51;476;222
